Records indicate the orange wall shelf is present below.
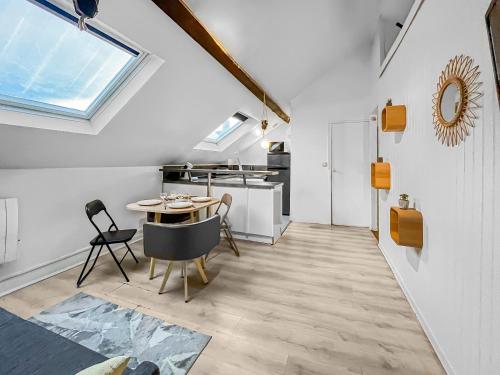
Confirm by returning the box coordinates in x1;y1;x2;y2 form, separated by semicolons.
371;162;391;190
390;207;423;248
382;104;406;132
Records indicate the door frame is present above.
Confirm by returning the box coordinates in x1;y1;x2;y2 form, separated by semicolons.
328;119;370;226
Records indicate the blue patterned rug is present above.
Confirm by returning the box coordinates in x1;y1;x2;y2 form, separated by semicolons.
29;293;211;374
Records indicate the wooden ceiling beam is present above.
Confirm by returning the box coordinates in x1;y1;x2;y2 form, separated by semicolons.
151;0;291;123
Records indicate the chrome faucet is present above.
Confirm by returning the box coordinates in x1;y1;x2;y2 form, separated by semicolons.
236;157;246;184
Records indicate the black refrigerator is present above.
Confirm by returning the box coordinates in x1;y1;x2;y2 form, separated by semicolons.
267;152;290;216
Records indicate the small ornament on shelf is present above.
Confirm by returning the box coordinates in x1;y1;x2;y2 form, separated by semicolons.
399;194;409;209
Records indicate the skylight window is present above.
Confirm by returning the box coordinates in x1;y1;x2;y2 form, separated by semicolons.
0;0;142;119
205;112;248;143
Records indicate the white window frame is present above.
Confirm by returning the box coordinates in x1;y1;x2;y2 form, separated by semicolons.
203;112;249;144
194;113;258;152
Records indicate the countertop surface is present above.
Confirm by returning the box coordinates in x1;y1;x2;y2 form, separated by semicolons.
163;178;283;190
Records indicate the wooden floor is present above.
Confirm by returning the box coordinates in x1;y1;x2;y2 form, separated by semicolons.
0;223;445;375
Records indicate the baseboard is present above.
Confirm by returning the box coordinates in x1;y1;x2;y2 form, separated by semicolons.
232;231;274;244
377;242;455;375
0;231;143;298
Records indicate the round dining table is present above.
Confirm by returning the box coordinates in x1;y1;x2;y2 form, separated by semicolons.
126;198;220;223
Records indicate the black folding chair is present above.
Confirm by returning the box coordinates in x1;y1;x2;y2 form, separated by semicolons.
77;200;139;287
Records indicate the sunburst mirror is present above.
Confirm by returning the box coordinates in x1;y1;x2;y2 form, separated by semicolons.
432;55;482;147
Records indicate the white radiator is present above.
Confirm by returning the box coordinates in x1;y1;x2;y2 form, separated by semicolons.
0;198;18;264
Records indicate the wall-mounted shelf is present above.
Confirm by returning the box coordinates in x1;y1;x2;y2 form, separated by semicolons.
382;103;406;132
371;162;391;189
390;207;423;248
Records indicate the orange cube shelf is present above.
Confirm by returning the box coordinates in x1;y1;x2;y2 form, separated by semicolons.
390;207;423;248
371;162;391;190
382;104;406;132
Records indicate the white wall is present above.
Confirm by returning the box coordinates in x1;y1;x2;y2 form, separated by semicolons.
289;45;377;224
0;167;160;296
377;0;500;374
288;1;500;372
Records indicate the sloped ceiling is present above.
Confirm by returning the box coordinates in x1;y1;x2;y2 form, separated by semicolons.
0;0;401;169
380;0;415;23
185;0;379;105
0;0;273;168
379;0;415;62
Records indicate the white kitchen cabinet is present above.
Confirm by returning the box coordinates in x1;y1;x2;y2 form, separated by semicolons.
163;182;284;243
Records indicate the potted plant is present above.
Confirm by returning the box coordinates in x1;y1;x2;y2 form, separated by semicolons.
399;194;409;209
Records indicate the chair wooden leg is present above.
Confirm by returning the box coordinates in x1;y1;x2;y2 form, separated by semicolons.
159;262;174;294
194;258;208;284
149;258;156;280
224;228;240;256
223;228;233;247
183;262;189;303
227;229;240;257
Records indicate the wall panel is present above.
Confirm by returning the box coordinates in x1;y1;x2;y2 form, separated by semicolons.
377;0;500;373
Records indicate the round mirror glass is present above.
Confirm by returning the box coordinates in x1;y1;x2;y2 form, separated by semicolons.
440;82;461;122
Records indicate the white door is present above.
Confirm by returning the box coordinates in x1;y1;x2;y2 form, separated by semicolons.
330;121;371;227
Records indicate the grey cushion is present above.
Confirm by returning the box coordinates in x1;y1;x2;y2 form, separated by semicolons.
0;308;159;375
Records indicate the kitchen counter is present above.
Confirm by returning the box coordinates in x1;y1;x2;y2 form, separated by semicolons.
163;179;286;244
163;178;283;190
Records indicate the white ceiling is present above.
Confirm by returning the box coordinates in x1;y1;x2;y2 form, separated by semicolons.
0;0;271;168
0;0;416;168
378;0;416;63
380;0;415;22
186;0;379;106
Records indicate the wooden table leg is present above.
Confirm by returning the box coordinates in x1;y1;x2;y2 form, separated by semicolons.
194;258;208;284
183;262;189;303
149;212;161;280
190;212;195;223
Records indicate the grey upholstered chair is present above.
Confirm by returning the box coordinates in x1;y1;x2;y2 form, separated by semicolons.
214;193;240;256
143;215;220;302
